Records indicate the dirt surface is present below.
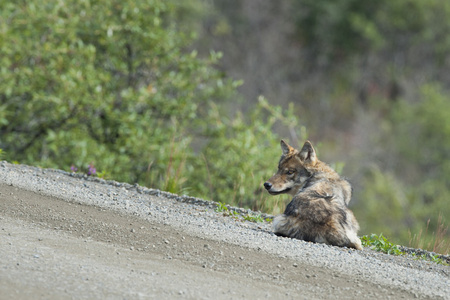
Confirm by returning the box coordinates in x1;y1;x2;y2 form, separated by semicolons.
0;163;449;299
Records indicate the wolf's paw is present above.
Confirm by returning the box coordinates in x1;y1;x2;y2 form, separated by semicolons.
349;238;363;250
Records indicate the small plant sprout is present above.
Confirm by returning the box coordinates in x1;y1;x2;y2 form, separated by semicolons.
230;210;240;220
215;202;229;213
96;170;108;179
243;213;264;223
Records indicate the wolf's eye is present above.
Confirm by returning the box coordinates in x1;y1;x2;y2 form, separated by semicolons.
287;169;295;175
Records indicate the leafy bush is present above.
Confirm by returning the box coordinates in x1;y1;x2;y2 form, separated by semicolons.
0;1;308;215
188;97;305;213
0;0;237;187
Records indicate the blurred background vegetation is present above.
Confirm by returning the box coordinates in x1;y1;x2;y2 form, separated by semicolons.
1;0;448;253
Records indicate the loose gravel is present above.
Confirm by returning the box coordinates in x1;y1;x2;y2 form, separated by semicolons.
0;161;448;299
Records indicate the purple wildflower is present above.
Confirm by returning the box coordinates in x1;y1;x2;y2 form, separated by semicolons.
87;163;96;176
70;165;78;173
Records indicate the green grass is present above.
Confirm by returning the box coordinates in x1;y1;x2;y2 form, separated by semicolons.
361;233;448;265
410;253;447;265
408;215;450;255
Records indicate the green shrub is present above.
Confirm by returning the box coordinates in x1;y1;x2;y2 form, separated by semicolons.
0;0;237;189
188;97;305;213
0;1;307;214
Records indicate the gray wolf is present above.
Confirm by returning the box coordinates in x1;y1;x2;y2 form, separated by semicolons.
264;140;362;250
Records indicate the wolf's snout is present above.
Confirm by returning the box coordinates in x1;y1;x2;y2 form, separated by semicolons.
263;182;272;190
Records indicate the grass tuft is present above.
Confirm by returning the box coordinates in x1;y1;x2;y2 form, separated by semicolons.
408;214;450;255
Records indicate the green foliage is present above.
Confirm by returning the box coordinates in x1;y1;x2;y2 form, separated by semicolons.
96;170;109;180
354;84;450;253
361;234;405;256
393;85;450;185
189;96;304;214
0;0;237;189
293;0;383;57
229;210;240;220
293;0;450;61
408;214;450;255
389;85;450;246
243;213;264;223
0;0;306;216
410;253;448;266
355;166;410;241
362;233;448;265
215;202;229;213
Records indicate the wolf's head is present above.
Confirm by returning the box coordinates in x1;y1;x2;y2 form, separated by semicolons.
263;140;317;196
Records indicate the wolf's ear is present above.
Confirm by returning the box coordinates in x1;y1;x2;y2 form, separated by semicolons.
280;140;294;155
298;141;317;165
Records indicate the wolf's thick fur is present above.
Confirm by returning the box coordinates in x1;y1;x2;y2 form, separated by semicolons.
264;140;362;250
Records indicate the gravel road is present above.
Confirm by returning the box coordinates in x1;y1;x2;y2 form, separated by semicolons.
0;162;448;299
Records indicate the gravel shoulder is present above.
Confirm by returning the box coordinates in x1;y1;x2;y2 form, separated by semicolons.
0;162;448;299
